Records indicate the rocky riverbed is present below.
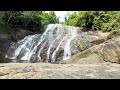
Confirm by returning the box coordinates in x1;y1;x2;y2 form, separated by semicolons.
0;63;120;79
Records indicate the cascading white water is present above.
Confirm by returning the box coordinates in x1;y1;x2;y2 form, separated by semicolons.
20;25;56;60
9;35;36;59
47;35;60;61
63;26;77;60
51;34;68;62
6;24;80;63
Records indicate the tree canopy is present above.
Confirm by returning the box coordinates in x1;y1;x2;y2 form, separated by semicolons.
64;11;120;32
0;11;59;33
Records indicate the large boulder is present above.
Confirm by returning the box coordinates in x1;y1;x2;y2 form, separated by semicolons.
70;33;105;55
63;36;120;64
99;37;120;63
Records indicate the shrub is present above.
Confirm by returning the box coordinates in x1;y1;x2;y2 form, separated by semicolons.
107;29;120;39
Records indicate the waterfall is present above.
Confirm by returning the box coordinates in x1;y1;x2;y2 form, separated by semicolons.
5;24;81;63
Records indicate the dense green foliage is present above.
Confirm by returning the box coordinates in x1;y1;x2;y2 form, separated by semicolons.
0;11;59;33
1;11;120;35
65;11;120;32
0;11;10;33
